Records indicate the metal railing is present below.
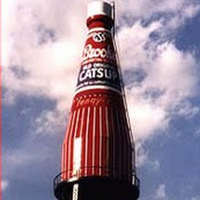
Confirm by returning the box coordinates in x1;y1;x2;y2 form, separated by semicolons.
54;168;140;191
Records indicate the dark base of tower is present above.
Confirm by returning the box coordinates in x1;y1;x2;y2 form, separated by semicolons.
54;176;140;200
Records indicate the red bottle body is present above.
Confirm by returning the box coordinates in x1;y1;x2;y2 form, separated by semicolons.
61;15;133;183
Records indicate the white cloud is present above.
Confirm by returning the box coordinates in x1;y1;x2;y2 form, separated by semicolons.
117;0;184;18
195;127;200;137
135;142;148;167
191;197;200;200
118;23;199;142
148;43;197;96
182;4;200;18
155;184;166;199
150;160;160;171
117;21;162;70
135;141;161;169
117;20;199;165
34;108;67;136
128;95;168;141
174;101;199;119
2;0;87;107
117;0;200;20
1;180;9;191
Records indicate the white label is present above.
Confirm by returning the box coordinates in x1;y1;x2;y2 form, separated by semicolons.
73;138;82;173
72;184;79;200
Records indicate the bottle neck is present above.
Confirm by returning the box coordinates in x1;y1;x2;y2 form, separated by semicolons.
86;15;113;30
75;14;121;94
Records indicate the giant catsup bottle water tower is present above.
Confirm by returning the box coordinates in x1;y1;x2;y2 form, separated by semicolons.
54;1;140;200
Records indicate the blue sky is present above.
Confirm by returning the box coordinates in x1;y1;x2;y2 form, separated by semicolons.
2;0;200;200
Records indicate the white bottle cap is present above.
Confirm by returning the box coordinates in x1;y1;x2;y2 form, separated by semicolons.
87;1;112;18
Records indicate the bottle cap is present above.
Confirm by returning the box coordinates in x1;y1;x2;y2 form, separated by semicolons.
87;1;112;18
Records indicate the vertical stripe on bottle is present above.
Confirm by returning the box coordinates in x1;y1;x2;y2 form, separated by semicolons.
101;106;107;175
80;107;86;177
84;107;91;176
67;111;78;178
61;143;65;179
81;107;88;177
92;106;96;175
87;107;94;176
78;107;85;138
67;110;77;179
115;109;122;179
110;107;115;178
99;106;102;175
63;112;73;142
105;106;109;176
94;106;100;175
62;111;73;179
71;108;81;178
120;107;128;180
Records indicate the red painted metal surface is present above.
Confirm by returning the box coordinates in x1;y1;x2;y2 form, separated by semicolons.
61;14;133;183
